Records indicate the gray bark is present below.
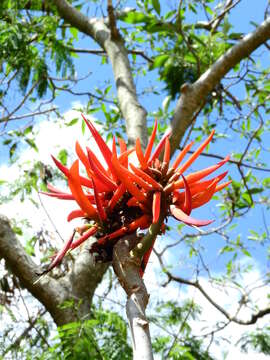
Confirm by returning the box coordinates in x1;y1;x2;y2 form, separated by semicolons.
170;17;270;154
113;235;153;360
53;0;148;148
0;214;107;326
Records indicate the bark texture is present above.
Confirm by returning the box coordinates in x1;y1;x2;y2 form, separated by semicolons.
0;214;107;326
170;17;270;154
53;0;148;148
113;235;153;360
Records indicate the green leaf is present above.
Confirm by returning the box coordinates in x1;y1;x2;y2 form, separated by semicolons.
25;138;38;152
65;117;78;126
3;139;12;145
57;149;68;166
242;248;251;257
23;125;33;135
121;11;149;24
152;54;170;69
70;27;78;40
9;143;17;158
12;225;23;236
81;118;86;135
152;0;161;15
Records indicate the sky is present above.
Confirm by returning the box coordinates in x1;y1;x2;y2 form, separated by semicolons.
0;0;270;359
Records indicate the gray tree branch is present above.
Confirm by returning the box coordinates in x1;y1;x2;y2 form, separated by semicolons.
113;234;153;360
170;17;270;155
53;0;148;147
0;214;106;326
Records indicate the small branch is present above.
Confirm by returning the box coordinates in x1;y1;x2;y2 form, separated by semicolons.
54;0;148;147
0;80;39;124
67;46;153;63
107;0;120;39
113;233;153;360
155;251;270;326
182;149;270;172
170;17;270;155
0;107;58;123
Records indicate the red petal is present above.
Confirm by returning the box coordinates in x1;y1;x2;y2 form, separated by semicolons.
177;130;215;174
111;155;148;203
86;147;107;173
144;119;158;162
191;178;219;209
163;137;170;164
172;141;194;169
129;163;163;191
82;114;117;179
46;184;65;194
91;177;107;222
174;156;230;189
51;155;70;177
170;205;213;227
87;149;117;191
181;175;192;215
214;180;232;193
136;138;148;169
67;209;86;222
108;183;126;212
152;192;161;224
70;225;98;250
118;137;128;167
149;131;171;164
52;154;94;189
68;160;98;219
43;231;76;273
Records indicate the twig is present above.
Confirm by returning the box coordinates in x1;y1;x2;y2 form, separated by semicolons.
181;149;270;172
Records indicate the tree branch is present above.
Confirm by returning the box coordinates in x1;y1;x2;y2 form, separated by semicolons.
0;214;107;325
113;234;153;360
155;250;270;326
53;0;148;147
170;17;270;155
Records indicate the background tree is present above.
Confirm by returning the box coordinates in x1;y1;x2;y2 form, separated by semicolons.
0;0;270;358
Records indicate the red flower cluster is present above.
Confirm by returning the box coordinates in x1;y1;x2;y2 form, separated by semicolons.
41;115;230;275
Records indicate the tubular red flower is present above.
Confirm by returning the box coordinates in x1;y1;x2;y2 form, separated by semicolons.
108;183;126;212
87;149;118;191
180;175;192;215
67;209;86;222
42;116;230;276
136;138;147;169
172;141;194;170
163;137;170;164
170;205;214;227
82;114;117;180
144;119;157;162
177;130;215;174
68;160;98;220
70;225;98;250
118;137;128;167
41;231;76;274
129;163;163;191
91;177;107;222
152;192;161;224
111;155;148;203
173;156;230;189
149;132;171;164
